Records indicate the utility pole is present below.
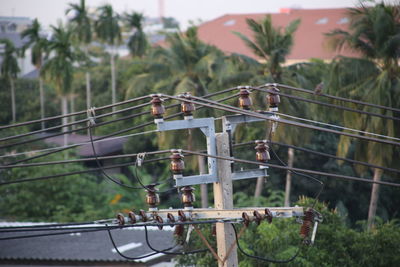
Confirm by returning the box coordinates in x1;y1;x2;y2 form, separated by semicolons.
214;132;238;266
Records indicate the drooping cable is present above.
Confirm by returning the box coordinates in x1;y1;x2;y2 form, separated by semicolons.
144;225;208;255
269;146;324;208
88;121;144;190
106;226;177;260
231;223;300;263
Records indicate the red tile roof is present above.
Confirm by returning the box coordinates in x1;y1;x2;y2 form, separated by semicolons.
197;8;357;60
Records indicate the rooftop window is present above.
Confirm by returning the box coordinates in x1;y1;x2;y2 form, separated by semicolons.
223;19;236;26
316;17;328;25
337;17;349;24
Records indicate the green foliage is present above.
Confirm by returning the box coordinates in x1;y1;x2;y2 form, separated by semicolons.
124;12;148;57
95;4;121;46
0;38;20;79
66;0;92;45
234;15;300;81
0;154;108;222
42;23;75;96
176;198;400;266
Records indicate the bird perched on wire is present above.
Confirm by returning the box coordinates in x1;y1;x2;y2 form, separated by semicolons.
314;82;324;95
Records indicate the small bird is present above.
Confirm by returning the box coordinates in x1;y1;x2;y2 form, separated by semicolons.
315;82;324;95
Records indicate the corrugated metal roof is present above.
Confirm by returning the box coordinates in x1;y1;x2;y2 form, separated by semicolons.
0;222;175;263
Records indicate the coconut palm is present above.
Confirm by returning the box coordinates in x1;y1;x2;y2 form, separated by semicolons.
326;1;400;229
234;15;306;202
234;15;300;82
124;12;148;58
94;4;121;113
66;0;93;111
41;24;75;147
0;39;20;123
21;18;48;129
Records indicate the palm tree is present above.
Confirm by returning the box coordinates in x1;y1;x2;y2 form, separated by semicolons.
21;18;48;129
66;0;93;112
234;15;304;202
124;12;148;58
0;39;20;123
94;4;121;113
326;1;400;229
234;15;300;82
42;24;75;147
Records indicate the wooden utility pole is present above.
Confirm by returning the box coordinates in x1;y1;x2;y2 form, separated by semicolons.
284;147;294;206
214;133;238;267
367;168;383;230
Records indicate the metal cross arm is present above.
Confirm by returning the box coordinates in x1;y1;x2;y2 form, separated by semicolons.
222;112;277;134
222;113;278;181
155;117;218;186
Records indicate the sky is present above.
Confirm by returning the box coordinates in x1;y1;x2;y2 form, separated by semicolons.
0;0;361;29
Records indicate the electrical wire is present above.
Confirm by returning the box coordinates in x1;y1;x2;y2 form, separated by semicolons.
231;223;300;263
0;95;151;130
0;219;240;233
88;122;146;190
144;225;208;255
267;83;400;114
106;226;178;260
0;228;106;241
164;94;400;147
0;105;154;150
0;102;151;143
234;141;400;175
1;91;239;165
275;112;400;142
254;87;400;122
181;150;400;187
269;146;324;208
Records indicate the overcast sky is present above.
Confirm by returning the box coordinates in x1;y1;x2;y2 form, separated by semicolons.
1;0;362;29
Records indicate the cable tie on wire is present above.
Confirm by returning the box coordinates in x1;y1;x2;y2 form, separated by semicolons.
136;153;146;167
87;107;96;125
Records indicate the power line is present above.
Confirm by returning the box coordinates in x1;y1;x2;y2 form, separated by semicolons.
143;225;208;255
0;154;168;186
0;95;151;130
231;223;300;263
165;94;400;147
0;228;107;241
0;129;158;162
276;112;400;142
268;83;400;114
107;227;178;260
269;146;324;208
234;141;400;175
0;102;151;143
0;219;241;233
253;87;400;122
0;103;158;150
181;149;400;187
2;93;239;165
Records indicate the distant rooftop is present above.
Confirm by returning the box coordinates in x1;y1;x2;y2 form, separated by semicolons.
197;8;357;61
